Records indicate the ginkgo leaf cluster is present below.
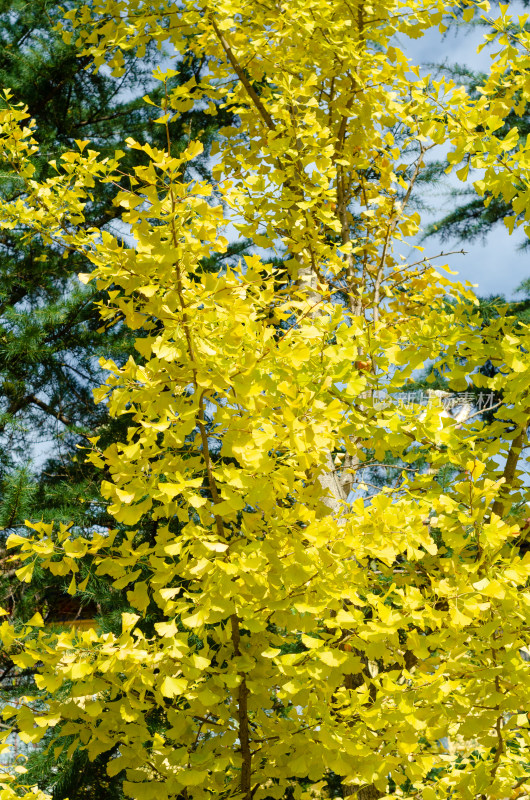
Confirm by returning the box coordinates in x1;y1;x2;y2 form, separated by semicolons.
1;1;530;800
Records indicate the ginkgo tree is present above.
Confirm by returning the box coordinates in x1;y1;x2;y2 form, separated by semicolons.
2;1;530;800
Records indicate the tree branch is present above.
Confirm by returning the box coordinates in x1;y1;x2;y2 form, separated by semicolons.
209;15;276;132
27;394;72;428
231;613;252;800
491;415;530;519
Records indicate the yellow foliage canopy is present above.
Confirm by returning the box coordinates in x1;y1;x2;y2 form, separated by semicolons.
1;0;530;799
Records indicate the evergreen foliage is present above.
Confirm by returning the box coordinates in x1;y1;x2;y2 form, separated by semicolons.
424;59;530;251
0;2;237;796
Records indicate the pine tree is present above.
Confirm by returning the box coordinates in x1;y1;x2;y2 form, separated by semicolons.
0;0;237;476
0;2;240;797
423;58;530;250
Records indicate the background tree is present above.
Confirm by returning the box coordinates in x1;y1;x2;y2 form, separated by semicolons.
0;2;242;797
0;0;238;527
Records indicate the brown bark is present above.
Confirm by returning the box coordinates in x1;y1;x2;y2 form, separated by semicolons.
231;614;252;800
491;421;528;519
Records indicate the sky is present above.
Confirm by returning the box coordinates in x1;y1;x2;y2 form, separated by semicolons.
400;13;530;299
111;15;529;299
25;5;530;474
